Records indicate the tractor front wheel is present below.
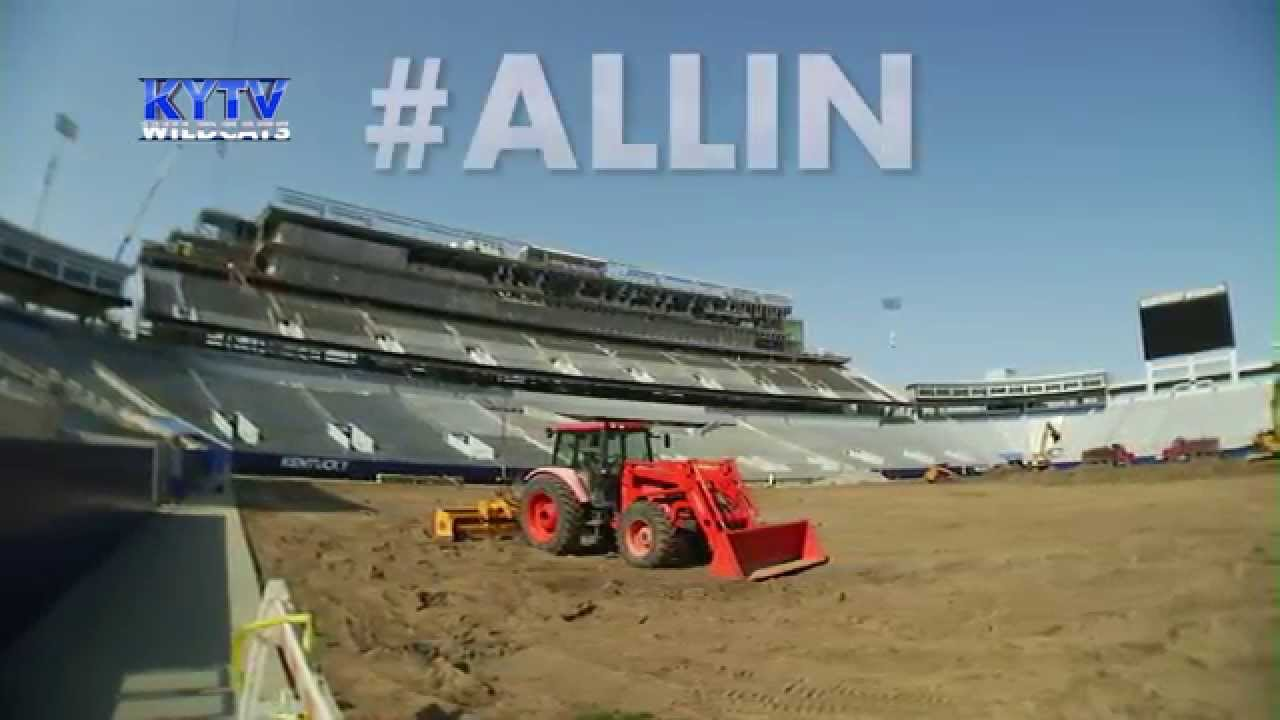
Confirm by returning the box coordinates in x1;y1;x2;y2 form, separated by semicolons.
518;476;585;555
617;501;681;569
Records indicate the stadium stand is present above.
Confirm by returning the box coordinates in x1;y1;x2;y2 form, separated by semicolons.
451;319;546;370
139;200;896;405
310;386;473;463
531;334;634;382
398;389;548;468
739;362;815;396
4;189;1273;486
366;307;469;362
273;292;373;348
520;389;715;423
608;345;690;386
668;353;761;393
0;306;142;413
928;417;1022;465
0;380;59;439
0;217;130;318
197;369;337;456
1;298;1275;482
1095;385;1267;457
747;413;959;472
177;272;277;334
794;364;882;397
120;189;1276;477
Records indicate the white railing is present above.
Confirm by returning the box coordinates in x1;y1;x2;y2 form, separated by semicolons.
231;578;343;720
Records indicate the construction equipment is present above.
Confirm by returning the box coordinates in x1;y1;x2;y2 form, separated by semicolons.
1081;443;1136;467
1249;385;1279;460
1250;430;1280;460
516;420;827;581
431;491;519;541
1027;421;1062;471
923;465;956;484
1161;436;1221;463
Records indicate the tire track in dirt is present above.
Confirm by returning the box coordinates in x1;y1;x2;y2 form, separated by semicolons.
643;652;955;718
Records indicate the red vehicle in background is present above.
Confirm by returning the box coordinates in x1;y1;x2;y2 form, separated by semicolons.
1081;443;1136;467
1161;436;1221;463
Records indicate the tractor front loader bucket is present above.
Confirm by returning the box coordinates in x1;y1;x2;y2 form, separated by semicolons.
707;519;828;581
683;460;829;581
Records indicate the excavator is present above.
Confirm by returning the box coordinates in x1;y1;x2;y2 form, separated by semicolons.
1251;382;1280;461
923;465;957;484
432;420;828;581
1027;421;1062;471
1252;429;1280;460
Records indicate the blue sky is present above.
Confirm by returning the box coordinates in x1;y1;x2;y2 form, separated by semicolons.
0;0;1274;385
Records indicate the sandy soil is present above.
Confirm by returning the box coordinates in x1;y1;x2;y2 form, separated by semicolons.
239;461;1276;720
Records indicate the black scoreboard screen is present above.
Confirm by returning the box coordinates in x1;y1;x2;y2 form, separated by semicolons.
1139;286;1235;361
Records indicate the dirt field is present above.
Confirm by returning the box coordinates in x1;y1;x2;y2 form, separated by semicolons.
239;462;1276;720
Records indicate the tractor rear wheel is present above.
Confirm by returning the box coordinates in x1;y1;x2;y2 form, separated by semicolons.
518;476;585;555
617;501;681;569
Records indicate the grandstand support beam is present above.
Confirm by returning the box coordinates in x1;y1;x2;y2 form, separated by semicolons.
1145;347;1239;396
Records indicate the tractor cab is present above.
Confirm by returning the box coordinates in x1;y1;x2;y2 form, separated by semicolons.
546;421;667;507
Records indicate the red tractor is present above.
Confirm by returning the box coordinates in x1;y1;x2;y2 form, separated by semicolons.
516;420;827;581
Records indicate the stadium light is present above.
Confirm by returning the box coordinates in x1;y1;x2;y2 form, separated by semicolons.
881;296;902;349
33;113;79;234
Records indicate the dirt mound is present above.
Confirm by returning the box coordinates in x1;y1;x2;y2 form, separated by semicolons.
240;466;1274;719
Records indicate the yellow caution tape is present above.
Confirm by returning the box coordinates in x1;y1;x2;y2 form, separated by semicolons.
229;612;314;692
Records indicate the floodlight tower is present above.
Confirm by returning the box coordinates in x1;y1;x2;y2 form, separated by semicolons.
33;113;78;234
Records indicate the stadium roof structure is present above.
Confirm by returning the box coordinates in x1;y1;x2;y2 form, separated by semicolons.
0;217;131;317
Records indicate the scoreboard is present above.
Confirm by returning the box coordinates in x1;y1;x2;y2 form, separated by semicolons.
1138;284;1235;361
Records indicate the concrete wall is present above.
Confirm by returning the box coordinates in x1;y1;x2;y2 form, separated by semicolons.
0;437;156;650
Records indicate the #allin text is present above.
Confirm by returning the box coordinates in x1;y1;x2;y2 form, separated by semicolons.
371;53;913;172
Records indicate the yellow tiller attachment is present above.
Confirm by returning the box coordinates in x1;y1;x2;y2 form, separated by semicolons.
431;494;519;541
